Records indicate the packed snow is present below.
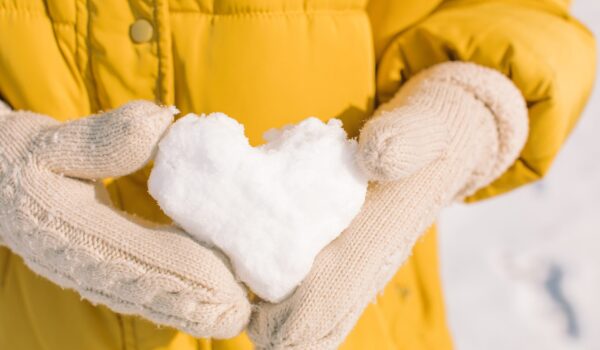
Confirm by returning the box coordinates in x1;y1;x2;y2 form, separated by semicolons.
148;113;368;302
439;1;600;349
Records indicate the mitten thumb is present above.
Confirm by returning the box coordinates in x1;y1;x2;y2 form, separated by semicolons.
357;110;447;181
35;100;176;179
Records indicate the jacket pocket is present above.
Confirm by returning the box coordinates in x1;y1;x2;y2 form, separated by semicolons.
0;246;10;288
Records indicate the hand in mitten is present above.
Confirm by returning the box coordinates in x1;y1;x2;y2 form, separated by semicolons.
0;101;250;338
248;62;529;349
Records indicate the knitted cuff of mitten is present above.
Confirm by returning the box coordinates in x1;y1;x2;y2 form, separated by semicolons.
359;61;528;196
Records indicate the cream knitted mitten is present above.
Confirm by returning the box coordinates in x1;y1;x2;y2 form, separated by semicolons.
248;62;529;349
0;101;250;338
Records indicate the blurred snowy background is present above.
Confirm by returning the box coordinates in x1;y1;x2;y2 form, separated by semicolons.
439;1;600;349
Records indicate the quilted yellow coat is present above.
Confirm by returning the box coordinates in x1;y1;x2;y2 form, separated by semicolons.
0;0;595;349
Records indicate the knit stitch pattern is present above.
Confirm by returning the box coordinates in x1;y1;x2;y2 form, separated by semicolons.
248;62;529;349
0;101;251;339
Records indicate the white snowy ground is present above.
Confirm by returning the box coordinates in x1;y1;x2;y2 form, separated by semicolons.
439;1;600;349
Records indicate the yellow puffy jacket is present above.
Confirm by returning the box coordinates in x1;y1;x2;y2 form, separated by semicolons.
0;0;595;349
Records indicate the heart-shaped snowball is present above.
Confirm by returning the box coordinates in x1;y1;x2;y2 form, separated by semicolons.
148;113;368;302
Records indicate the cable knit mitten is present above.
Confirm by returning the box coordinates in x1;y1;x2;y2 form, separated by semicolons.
248;62;529;349
0;101;250;338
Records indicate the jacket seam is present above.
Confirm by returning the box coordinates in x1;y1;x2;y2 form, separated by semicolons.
153;0;161;103
0;9;71;24
0;248;10;288
116;315;126;350
0;6;70;25
0;7;46;14
168;8;364;18
436;0;569;18
84;0;101;111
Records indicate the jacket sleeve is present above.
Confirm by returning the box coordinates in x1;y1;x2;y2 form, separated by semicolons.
374;0;596;201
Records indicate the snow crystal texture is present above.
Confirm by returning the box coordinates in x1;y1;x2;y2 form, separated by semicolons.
148;113;368;302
